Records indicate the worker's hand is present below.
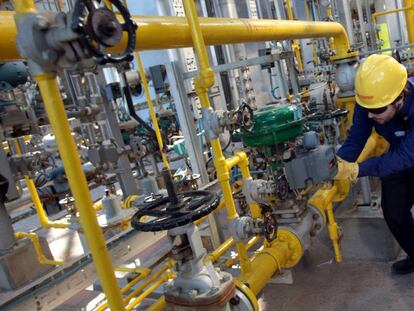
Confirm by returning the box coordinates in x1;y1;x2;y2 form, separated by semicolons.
334;157;359;182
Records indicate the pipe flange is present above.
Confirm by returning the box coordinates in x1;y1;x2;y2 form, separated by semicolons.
231;279;259;311
307;204;326;226
308;205;326;237
277;229;303;268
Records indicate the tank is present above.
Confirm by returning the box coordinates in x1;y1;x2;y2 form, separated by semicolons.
238;104;304;147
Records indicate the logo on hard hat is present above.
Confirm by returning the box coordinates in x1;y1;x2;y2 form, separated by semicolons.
357;94;374;100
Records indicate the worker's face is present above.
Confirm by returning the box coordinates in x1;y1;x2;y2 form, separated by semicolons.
367;94;404;124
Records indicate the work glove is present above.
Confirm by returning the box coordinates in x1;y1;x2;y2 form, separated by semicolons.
334;157;359;182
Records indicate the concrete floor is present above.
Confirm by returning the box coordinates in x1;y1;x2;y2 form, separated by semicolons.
259;235;414;311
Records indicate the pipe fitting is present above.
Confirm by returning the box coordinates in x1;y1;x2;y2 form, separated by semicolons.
194;67;215;91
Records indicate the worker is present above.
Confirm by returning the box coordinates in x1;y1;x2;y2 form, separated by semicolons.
335;54;414;275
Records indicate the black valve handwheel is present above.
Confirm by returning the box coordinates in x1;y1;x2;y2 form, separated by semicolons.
72;0;137;64
131;190;220;232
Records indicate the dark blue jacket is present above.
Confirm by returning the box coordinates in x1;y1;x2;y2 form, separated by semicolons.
337;78;414;178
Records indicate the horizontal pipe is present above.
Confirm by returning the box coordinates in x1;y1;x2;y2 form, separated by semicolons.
372;6;411;21
0;13;352;62
207;237;235;263
132;16;351;58
241;236;291;295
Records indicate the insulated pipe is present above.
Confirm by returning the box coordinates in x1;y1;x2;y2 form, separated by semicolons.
0;12;353;62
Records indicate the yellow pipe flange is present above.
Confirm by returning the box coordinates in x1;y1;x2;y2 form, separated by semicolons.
276;229;303;269
233;279;259;311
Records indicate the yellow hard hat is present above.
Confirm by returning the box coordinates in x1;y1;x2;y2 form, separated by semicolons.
354;54;407;109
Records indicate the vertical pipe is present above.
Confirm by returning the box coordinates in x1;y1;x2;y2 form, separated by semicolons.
356;0;369;51
35;73;124;311
360;176;372;205
326;202;342;262
340;0;355;46
365;0;377;50
135;52;170;169
182;0;252;275
404;0;414;44
162;168;180;207
0;181;16;252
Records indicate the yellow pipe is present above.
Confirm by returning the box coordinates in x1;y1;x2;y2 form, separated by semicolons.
182;0;253;277
147;233;292;309
103;0;113;10
123;259;175;306
226;152;261;218
372;6;411;21
0;13;353;62
225;236;260;268
326;202;342;262
26;177;70;228
133;16;352;60
147;296;166;311
134;45;170;169
404;0;414;44
285;0;304;72
307;184;342;262
122;194;140;209
120;268;152;294
12;0;35;13
12;139;69;229
239;229;302;295
96;267;152;311
33;73;124;311
372;5;413;44
15;232;64;266
125;272;175;311
206;237;235;263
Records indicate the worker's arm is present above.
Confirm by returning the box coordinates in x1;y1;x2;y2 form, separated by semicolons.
358;129;414;177
336;104;373;162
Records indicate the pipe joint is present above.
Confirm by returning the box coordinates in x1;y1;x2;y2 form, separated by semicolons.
195;67;215;91
215;157;230;182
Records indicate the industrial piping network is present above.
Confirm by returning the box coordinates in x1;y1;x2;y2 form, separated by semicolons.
3;0;387;310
